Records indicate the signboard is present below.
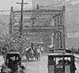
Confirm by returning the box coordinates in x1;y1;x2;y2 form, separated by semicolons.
53;49;66;53
56;65;64;73
56;65;63;68
65;65;70;73
49;65;54;69
48;65;54;73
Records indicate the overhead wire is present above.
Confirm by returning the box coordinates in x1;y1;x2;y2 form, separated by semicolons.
0;10;10;12
39;0;75;8
0;19;6;25
40;2;64;7
67;23;79;32
0;0;78;30
0;0;13;12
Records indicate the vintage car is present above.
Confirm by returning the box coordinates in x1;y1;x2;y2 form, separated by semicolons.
48;49;76;73
1;52;25;73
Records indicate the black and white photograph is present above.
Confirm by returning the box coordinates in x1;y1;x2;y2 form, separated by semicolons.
0;0;79;73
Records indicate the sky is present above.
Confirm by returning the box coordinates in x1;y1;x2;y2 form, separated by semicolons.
0;0;32;15
0;0;70;10
0;0;79;15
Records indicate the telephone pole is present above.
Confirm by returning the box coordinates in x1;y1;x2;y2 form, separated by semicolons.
16;0;28;54
17;0;28;38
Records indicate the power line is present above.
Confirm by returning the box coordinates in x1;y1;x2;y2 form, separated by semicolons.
0;10;10;12
67;23;79;33
0;0;13;12
0;19;6;25
40;0;79;8
40;2;64;7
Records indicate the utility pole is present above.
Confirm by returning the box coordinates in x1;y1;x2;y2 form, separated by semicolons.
17;0;28;38
10;7;13;36
16;0;28;54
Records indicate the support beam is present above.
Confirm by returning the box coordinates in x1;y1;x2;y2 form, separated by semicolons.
9;7;13;35
13;26;64;33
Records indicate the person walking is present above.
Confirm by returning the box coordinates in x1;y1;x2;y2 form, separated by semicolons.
41;47;44;54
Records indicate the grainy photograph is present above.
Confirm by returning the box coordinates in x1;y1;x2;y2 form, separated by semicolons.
0;0;79;73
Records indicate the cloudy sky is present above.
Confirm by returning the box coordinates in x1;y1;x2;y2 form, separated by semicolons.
0;0;32;14
0;0;79;15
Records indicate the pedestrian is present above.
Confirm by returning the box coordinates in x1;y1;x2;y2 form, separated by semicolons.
73;63;76;70
1;65;11;73
0;54;4;66
41;47;44;54
17;65;22;73
36;48;41;61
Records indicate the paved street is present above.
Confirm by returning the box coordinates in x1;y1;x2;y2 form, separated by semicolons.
22;54;79;73
22;54;48;73
0;54;79;73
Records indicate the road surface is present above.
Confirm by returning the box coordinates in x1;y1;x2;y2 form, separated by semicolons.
0;54;79;73
22;54;79;73
22;54;48;73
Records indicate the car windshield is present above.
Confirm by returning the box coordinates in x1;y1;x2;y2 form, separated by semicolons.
6;54;21;63
48;56;71;65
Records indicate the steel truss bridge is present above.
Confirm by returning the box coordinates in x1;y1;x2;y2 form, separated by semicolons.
9;5;66;52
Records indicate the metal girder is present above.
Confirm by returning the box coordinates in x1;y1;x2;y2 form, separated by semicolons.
13;26;63;33
13;29;53;33
14;9;63;13
13;9;62;16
